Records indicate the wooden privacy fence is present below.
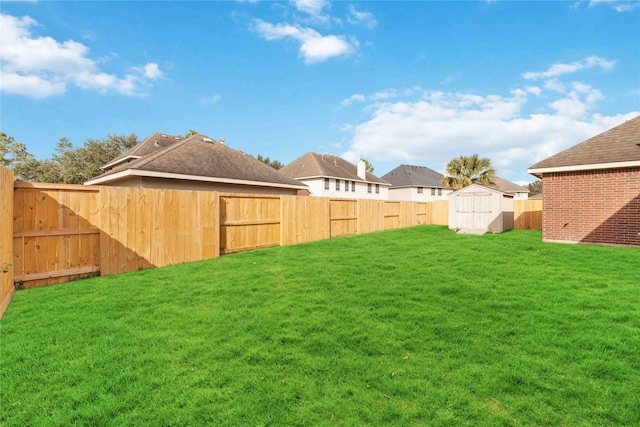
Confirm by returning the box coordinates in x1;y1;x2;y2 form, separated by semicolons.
2;177;541;309
8;183;450;290
514;199;543;230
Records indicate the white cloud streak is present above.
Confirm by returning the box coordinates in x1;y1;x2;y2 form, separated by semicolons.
589;0;640;12
201;94;222;105
347;5;378;29
522;55;616;80
253;19;358;63
0;13;163;98
291;0;329;16
339;89;402;106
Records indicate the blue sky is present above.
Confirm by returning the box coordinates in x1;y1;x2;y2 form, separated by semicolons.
1;0;639;185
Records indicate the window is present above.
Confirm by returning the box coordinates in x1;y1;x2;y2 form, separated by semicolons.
351;181;355;192
438;188;442;196
375;184;380;194
324;178;329;190
345;180;349;191
336;179;340;190
431;188;436;196
417;187;423;194
367;183;372;193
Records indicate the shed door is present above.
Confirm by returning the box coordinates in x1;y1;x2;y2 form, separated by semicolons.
455;192;492;229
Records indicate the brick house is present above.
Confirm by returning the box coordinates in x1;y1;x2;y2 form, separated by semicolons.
528;116;640;247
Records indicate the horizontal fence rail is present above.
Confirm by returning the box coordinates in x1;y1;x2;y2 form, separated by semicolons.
12;182;101;289
2;175;542;303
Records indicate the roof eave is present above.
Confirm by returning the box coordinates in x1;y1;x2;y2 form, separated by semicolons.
101;155;142;170
528;160;640;177
85;169;308;190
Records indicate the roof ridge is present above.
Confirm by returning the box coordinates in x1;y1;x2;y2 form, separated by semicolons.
129;132;180;156
308;152;326;172
131;133;206;169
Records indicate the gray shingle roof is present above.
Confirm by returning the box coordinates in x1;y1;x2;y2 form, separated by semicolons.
529;115;640;171
493;176;529;194
380;164;446;188
89;133;306;188
103;133;184;170
380;165;526;195
279;152;389;184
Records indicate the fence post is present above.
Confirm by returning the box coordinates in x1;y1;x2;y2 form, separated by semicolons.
1;166;15;319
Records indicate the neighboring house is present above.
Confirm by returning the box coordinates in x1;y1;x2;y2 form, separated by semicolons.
279;152;390;200
494;177;530;200
381;164;453;201
85;133;308;195
528;115;640;247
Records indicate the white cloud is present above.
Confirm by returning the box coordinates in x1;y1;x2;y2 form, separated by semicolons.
340;93;366;106
0;73;66;98
142;63;163;80
201;94;222;104
289;0;337;26
339;63;638;183
347;5;378;29
340;89;401;106
589;0;640;12
370;90;397;101
522;55;616;80
253;19;357;63
526;86;542;96
291;0;329;16
544;79;566;93
0;13;163;98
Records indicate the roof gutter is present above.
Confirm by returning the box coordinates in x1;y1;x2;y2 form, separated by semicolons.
101;155;142;170
528;160;640;178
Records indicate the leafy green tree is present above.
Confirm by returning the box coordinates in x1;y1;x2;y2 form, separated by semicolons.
1;132;138;183
1;132;53;181
185;129;198;138
441;154;497;189
255;154;284;170
361;158;374;173
52;134;138;184
528;180;542;195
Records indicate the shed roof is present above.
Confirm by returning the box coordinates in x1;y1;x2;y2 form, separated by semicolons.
85;133;307;189
529;115;640;176
448;183;514;197
279;152;389;185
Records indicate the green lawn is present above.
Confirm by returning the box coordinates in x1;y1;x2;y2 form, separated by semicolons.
1;226;639;426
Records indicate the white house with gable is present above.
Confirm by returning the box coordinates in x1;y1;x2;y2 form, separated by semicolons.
279;152;390;200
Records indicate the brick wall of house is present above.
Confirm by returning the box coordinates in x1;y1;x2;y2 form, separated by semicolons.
542;167;640;247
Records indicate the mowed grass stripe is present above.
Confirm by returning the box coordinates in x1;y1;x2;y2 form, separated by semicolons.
1;226;639;426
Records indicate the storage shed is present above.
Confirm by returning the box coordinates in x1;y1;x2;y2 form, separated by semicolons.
448;184;514;234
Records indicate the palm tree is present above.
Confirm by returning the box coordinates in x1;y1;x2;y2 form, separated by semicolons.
441;154;497;189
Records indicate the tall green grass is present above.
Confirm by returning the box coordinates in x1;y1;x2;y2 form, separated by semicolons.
1;226;639;426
